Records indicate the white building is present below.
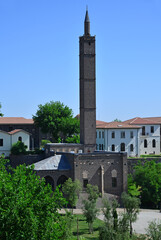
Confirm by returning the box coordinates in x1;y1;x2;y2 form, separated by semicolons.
0;129;30;157
96;117;161;157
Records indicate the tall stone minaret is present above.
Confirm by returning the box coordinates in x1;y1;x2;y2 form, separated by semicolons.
79;9;96;153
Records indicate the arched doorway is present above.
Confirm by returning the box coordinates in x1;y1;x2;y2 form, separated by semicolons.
57;175;68;187
44;176;55;191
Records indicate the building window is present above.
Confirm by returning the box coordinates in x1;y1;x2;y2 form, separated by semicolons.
120;143;125;151
83;179;88;188
151;126;154;133
111;169;117;188
144;139;147;148
142;126;145;136
99;144;102;150
130;131;133;138
152;139;156;148
121;131;125;138
112;177;117;187
18;136;22;142
102;131;104;138
111;131;115;138
112;144;115;151
99;131;101;139
130;144;133;152
0;139;3;146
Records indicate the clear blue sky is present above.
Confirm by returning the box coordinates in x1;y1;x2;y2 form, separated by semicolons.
0;0;161;122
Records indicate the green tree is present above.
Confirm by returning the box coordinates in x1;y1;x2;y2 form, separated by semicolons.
86;184;100;202
113;118;122;122
83;199;99;234
82;184;100;234
65;134;80;143
121;192;140;237
132;160;161;208
99;198;130;240
0;103;3;117
128;174;141;197
0;158;67;239
33;101;80;142
62;178;82;213
11;141;27;155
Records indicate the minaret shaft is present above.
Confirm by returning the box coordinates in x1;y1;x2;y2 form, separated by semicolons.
79;10;96;153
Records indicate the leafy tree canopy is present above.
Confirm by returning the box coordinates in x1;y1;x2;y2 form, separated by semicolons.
62;178;82;213
0;103;3;117
0;158;67;239
113;118;122;122
132;160;161;208
33;101;80;142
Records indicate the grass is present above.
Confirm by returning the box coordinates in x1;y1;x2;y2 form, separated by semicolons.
71;214;147;240
71;214;103;240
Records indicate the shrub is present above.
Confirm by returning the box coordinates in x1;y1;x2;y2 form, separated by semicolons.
11;141;27;155
146;220;161;240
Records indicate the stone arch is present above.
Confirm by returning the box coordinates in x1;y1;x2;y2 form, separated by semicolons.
44;175;55;191
57;175;68;187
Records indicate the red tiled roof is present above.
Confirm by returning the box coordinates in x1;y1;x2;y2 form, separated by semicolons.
8;129;31;135
123;117;159;125
96;120;108;126
96;121;141;129
0;117;34;124
143;117;161;124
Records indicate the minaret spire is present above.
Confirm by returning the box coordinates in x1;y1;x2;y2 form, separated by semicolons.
84;7;90;36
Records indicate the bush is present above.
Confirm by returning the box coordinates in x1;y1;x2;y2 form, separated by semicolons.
146;220;161;240
40;139;51;149
11;141;27;155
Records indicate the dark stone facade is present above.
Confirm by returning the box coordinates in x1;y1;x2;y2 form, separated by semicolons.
34;149;128;197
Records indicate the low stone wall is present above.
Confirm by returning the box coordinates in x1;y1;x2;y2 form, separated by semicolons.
127;157;161;175
9;153;45;168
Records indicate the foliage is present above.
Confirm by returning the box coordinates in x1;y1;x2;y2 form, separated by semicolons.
146;220;161;240
113;118;122;122
40;139;51;149
99;198;131;240
82;199;99;234
62;178;82;213
132;160;161;208
128;175;141;197
0;158;67;240
11;141;27;155
65;134;80;143
71;214;103;239
121;192;140;236
62;211;75;240
140;154;161;158
0;103;3;117
33;101;80;142
82;184;100;234
86;184;100;202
